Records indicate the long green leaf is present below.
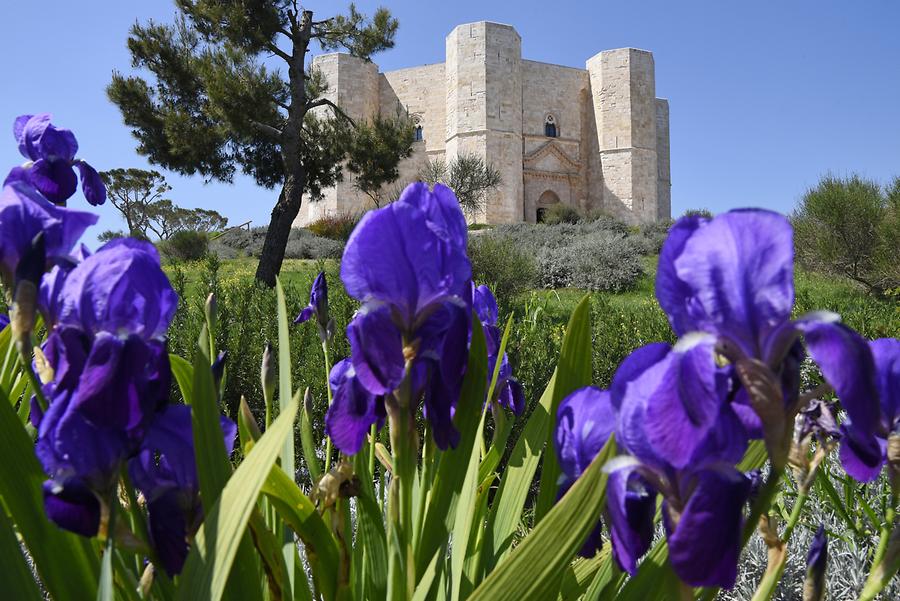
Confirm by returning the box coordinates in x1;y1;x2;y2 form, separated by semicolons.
353;451;387;599
0;503;42;601
535;294;594;524
175;394;299;601
262;467;342;600
468;435;616;601
248;509;289;599
0;385;98;601
275;277;297;596
169;353;193;403
414;315;488;576
485;369;556;569
191;325;231;509
450;407;488;600
97;538;114;601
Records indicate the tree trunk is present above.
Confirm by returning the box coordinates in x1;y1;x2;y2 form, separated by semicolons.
255;173;305;287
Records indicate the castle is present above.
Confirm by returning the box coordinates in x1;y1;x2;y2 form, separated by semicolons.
295;21;670;226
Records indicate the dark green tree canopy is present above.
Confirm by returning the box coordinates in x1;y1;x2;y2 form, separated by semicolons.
101;167;228;240
109;1;410;285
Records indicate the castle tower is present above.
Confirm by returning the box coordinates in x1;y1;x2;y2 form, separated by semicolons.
445;22;523;222
655;98;671;221
302;53;380;222
586;48;660;222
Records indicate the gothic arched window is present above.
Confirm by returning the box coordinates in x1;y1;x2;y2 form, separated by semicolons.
544;114;558;138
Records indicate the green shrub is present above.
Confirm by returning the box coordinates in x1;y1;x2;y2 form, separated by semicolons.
468;223;492;231
480;219;646;292
682;208;714;218
538;233;644;292
792;173;900;295
468;234;538;300
540;203;581;225
209;226;344;260
159;230;208;261
306;212;362;241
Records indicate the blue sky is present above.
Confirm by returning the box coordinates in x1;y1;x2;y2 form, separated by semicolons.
1;1;898;241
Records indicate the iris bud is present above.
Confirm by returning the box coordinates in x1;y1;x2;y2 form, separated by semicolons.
802;525;827;601
205;293;217;335
212;351;227;392
261;342;275;402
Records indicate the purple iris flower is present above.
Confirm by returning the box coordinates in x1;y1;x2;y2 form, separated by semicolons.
804;334;899;482
33;238;177;536
294;271;333;342
554;386;619;556
656;210;888;470
325;359;386;455
0;313;8;331
38;244;91;327
0;181;97;287
330;182;472;452
56;238;178;339
554;338;751;587
129;405;236;575
5;114;106;206
473;283;524;415
608;337;751;588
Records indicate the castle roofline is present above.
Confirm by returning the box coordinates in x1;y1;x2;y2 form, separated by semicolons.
586;47;655;64
447;21;520;37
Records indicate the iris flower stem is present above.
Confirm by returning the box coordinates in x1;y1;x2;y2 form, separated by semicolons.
744;466;785;546
98;497;117;601
322;341;334;473
387;361;417;599
20;345;48;413
870;494;897;571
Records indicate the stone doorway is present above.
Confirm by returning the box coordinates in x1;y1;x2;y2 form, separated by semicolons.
536;190;561;222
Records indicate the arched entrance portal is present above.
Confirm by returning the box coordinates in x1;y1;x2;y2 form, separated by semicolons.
535;190;561;223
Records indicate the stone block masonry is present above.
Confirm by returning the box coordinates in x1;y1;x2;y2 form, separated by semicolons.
294;21;670;226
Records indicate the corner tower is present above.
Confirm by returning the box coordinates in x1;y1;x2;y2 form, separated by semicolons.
586;48;661;222
302;53;380;222
445;22;523;222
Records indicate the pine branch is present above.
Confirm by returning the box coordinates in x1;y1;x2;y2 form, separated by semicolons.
306;98;356;127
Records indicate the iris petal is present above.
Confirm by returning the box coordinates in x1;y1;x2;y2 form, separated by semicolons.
325;359;384;455
666;467;750;588
555;387;616;481
657;210;794;358
606;465;656;574
346;306;404;395
74;161;106;206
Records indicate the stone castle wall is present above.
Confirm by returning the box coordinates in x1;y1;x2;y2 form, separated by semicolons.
294;21;670;226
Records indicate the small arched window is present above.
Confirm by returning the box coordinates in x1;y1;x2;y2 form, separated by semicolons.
414;125;424;142
544;114;558;138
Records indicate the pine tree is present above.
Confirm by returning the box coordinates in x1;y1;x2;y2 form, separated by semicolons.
108;1;411;285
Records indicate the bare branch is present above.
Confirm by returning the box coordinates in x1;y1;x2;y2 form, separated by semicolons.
306;98;356;126
266;42;291;63
250;120;283;139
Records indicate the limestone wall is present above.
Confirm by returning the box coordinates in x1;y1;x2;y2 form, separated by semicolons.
293;21;671;227
446;22;523;223
587;48;661;222
655;99;671;221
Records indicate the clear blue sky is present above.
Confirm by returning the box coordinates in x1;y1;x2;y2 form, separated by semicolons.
2;1;898;242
